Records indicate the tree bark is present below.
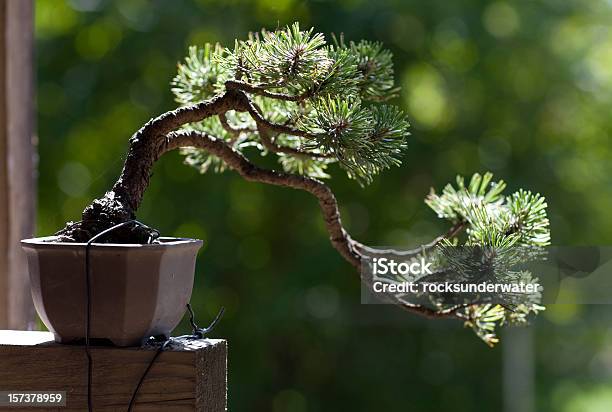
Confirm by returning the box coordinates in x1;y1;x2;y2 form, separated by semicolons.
57;87;468;320
59;90;247;242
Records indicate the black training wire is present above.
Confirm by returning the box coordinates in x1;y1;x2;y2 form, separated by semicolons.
126;339;171;412
84;220;151;412
82;219;224;412
127;304;225;411
186;303;225;339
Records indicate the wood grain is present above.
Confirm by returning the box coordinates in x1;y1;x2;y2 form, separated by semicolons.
0;0;36;330
0;331;227;411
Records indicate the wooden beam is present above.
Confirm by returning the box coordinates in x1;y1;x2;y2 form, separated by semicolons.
0;330;228;411
0;0;36;329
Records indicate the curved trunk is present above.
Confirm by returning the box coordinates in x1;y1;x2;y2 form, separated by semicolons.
58;91;245;242
53;88;467;321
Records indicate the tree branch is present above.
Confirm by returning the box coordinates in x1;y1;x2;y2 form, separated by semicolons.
256;124;330;159
162;129;469;321
163;129;361;268
355;222;467;258
225;90;326;158
226;80;312;102
64;88;468;322
243;96;313;138
219;112;254;138
81;90;248;222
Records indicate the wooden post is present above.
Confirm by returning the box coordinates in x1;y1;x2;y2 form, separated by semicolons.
0;0;36;330
0;330;228;411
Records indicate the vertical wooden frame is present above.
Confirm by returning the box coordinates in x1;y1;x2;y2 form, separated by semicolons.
0;0;36;329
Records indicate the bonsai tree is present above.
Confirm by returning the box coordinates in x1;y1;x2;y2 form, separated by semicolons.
57;23;550;346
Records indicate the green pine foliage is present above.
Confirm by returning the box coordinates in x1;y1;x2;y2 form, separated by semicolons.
426;172;550;248
172;43;228;105
170;22;410;184
343;39;399;101
170;24;551;346
426;172;550;346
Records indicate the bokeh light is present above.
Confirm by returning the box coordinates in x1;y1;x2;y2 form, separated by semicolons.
36;0;612;410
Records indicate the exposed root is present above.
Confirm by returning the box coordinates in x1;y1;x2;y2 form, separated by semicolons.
56;220;160;244
56;191;159;244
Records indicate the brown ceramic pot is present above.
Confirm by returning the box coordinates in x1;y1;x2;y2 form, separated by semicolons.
21;236;202;346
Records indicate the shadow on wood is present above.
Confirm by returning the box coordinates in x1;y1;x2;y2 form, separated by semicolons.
0;330;227;411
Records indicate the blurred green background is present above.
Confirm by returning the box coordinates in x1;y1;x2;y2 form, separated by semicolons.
36;0;612;411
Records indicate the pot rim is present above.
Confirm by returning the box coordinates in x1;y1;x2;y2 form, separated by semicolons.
21;236;203;250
